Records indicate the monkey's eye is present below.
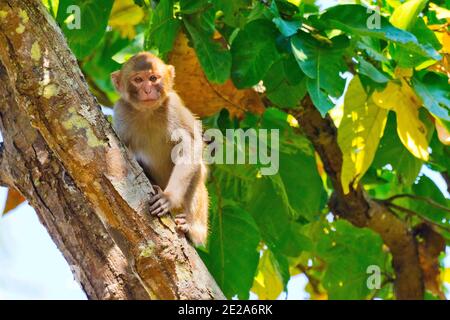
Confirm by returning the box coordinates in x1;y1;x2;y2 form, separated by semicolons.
149;75;158;82
134;77;143;83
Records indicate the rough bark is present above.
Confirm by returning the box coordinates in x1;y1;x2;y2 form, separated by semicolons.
0;0;224;300
0;63;149;300
295;96;425;300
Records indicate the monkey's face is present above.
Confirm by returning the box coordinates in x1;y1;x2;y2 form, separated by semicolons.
127;70;163;104
111;52;175;111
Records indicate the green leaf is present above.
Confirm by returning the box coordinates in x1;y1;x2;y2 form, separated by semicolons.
291;33;348;96
406;175;450;230
260;109;327;221
277;148;326;221
144;0;181;57
339;76;389;194
201;201;260;299
179;0;211;14
231;19;281;88
263;56;307;108
183;9;231;84
321;4;441;61
291;33;348;115
316;220;387;300
390;17;442;67
247;176;312;257
429;134;450;172
57;0;114;59
212;0;251;28
273;17;301;37
355;56;390;84
413;73;450;121
357;37;389;63
306;78;335;116
270;0;301;37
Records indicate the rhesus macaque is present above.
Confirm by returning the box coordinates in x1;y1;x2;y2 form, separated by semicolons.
111;52;209;246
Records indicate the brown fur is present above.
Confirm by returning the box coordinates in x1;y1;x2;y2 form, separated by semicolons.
112;53;209;246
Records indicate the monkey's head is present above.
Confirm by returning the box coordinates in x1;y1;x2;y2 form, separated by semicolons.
111;52;175;110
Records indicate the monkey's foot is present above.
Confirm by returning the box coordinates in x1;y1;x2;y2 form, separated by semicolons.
149;185;171;217
175;214;189;234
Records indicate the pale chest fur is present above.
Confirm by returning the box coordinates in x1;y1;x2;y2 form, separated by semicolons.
114;101;179;188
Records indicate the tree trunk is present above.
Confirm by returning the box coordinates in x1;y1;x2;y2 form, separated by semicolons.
0;0;224;300
295;96;424;300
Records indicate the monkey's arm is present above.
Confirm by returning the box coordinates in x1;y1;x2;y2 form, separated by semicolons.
165;162;201;209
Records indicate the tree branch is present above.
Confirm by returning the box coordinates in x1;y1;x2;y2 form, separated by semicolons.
383;194;450;214
0;58;148;299
293;96;424;300
0;142;14;187
0;0;224;300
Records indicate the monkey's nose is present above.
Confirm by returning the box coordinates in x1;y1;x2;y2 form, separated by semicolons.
143;84;153;94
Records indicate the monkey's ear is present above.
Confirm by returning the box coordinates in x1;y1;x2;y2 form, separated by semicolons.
167;65;176;80
111;71;122;92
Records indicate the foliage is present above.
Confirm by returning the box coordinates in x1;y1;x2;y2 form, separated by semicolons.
32;0;450;300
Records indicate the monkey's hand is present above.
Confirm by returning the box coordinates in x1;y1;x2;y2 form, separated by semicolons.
149;185;171;217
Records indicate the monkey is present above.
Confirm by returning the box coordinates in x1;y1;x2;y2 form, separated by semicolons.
111;52;209;246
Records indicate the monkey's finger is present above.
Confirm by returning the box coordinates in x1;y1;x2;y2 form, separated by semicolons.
150;200;170;216
149;199;166;214
149;193;163;205
153;185;163;194
152;206;165;216
156;204;170;217
153;206;169;217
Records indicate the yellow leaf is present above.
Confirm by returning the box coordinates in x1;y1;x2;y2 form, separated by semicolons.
338;76;388;194
442;268;450;284
372;80;430;161
42;0;59;17
329;103;344;128
386;0;403;8
428;28;450;77
287;114;299;128
251;250;284;300
390;0;428;30
288;0;301;6
108;0;144;39
3;187;26;215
